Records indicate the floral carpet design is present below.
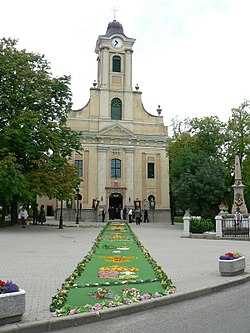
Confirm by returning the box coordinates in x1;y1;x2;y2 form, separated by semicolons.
50;221;175;316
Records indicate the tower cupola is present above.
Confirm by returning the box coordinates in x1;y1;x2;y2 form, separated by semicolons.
105;20;126;37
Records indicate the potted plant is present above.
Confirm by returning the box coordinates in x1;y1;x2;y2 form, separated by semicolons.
0;280;25;325
219;252;246;276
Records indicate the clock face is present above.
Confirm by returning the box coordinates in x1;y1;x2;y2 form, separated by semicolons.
112;37;123;48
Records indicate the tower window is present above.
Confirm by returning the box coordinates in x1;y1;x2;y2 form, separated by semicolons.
112;56;121;72
147;163;155;179
111;159;121;178
111;98;122;120
75;160;83;177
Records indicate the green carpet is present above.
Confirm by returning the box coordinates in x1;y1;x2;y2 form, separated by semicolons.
50;221;175;316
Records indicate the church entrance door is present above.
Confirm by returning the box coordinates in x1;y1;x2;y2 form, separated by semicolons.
109;193;123;219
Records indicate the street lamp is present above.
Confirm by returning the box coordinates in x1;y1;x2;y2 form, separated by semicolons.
76;187;80;224
75;187;82;224
227;186;232;213
59;195;63;229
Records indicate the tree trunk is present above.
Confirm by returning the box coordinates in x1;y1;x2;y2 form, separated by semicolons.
11;201;18;224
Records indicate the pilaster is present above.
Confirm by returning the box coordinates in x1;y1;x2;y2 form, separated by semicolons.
125;148;134;205
97;147;107;202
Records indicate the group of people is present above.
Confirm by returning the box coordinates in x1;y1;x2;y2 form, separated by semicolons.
101;205;149;224
235;208;243;225
19;204;46;228
106;206;128;221
128;208;149;225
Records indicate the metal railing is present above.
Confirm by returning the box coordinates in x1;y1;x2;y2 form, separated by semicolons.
222;217;250;238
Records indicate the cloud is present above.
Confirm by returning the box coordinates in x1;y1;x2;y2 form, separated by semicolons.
1;0;250;128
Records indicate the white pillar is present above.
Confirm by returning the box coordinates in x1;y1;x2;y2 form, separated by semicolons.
215;215;222;238
125;148;134;205
97;148;107;204
124;49;133;91
183;216;190;237
100;47;109;89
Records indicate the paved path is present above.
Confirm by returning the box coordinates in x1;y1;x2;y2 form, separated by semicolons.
0;219;250;332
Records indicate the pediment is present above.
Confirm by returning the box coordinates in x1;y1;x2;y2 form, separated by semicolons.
97;124;135;138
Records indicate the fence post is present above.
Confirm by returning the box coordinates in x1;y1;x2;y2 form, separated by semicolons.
215;215;222;238
183;216;190;236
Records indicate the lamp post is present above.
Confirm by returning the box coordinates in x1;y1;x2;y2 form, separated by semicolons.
75;187;82;224
59;195;63;229
76;188;80;224
227;186;232;213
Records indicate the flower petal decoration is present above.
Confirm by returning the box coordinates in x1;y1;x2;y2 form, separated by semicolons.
50;221;175;316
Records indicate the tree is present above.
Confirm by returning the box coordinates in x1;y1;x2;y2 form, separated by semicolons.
242;155;250;210
0;150;30;221
168;116;227;217
226;101;250;165
0;38;81;222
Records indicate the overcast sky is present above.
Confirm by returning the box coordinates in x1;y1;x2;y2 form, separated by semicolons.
1;0;250;128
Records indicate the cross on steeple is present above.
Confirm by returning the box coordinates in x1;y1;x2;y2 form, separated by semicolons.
112;6;118;19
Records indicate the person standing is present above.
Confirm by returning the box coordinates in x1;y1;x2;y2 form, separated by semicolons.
101;207;106;222
123;206;127;221
235;208;242;226
33;203;39;224
20;206;29;228
134;207;142;225
120;208;123;220
38;205;46;225
144;208;149;223
128;208;133;223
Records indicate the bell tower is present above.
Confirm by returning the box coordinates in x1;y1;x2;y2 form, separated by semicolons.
66;18;171;223
94;20;136;120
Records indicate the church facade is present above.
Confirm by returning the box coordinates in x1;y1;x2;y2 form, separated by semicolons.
41;20;171;222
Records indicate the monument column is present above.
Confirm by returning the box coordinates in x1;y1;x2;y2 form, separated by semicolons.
231;155;248;214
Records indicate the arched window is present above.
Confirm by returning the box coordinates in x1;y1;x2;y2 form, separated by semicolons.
111;98;122;120
112;56;121;72
111;159;121;178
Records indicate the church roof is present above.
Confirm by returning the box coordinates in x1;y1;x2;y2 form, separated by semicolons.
105;20;126;37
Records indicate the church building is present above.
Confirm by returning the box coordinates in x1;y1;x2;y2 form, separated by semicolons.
41;19;171;222
67;19;171;222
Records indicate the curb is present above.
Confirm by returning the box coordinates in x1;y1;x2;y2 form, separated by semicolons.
1;273;250;333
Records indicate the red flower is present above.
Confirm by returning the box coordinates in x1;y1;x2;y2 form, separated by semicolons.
0;280;5;287
225;252;234;257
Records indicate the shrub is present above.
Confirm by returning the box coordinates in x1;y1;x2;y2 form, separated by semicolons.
190;218;214;233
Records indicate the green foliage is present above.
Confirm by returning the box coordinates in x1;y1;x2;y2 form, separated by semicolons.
173;216;183;223
242;154;250;210
232;252;242;259
190;218;214;233
0;150;31;204
168;108;250;217
0;38;82;220
168;116;227;216
226;101;250;165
